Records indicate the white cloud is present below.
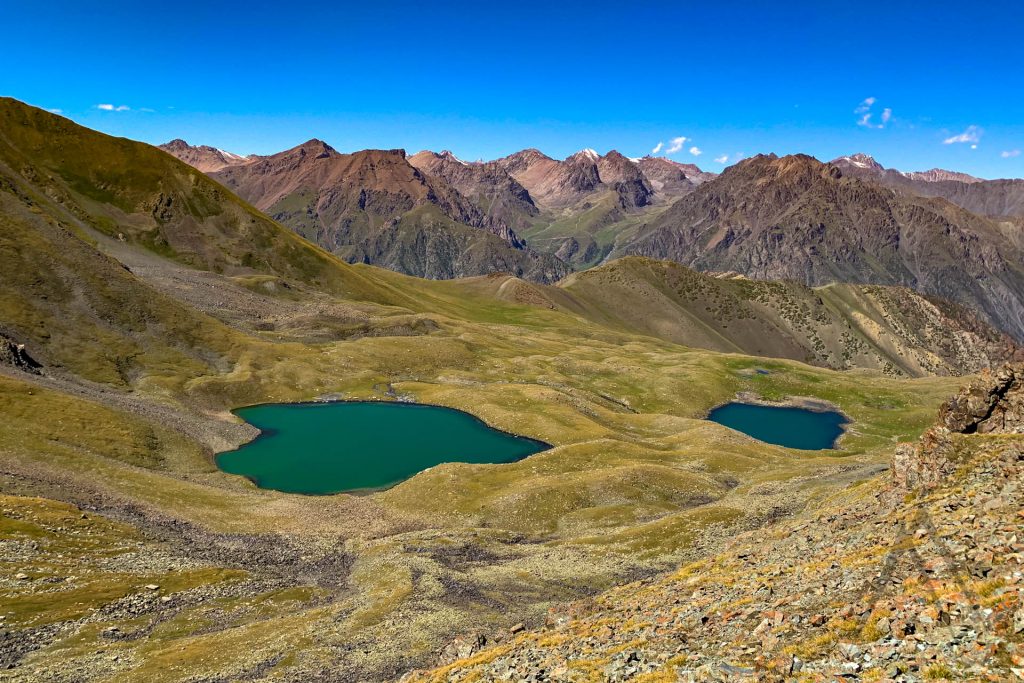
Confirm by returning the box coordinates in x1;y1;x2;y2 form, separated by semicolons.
665;136;688;154
713;154;729;164
855;97;876;113
1001;149;1021;158
47;108;62;114
689;146;702;156
943;125;982;145
971;144;978;150
651;141;664;154
96;103;130;112
855;97;891;129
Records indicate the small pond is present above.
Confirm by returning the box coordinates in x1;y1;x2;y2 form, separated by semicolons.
706;402;848;450
216;401;550;495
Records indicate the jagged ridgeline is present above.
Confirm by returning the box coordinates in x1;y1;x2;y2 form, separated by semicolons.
206;141;568;283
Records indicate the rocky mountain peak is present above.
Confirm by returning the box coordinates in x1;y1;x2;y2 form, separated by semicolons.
438;150;469;165
158;139;253;172
565;148;601;164
832;152;885;172
161;138;191;152
291;138;339;159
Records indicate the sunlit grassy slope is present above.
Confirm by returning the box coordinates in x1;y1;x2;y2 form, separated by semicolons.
0;98;973;681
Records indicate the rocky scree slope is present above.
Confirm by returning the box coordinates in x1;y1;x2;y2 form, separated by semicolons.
405;366;1024;682
628;154;1024;341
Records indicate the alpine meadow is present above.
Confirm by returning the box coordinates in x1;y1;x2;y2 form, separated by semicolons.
2;2;1024;681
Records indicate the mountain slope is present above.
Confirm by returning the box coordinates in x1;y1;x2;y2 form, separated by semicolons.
0;98;393;384
0;99;374;295
552;257;1021;377
210;142;567;282
628;154;1024;340
832;152;1024;217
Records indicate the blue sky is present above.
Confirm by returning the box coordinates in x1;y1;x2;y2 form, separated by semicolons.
4;0;1023;177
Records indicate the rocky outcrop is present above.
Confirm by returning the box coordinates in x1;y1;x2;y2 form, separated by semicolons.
0;335;41;373
939;364;1024;434
893;364;1024;490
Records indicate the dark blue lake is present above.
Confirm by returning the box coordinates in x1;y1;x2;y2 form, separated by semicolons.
706;402;848;450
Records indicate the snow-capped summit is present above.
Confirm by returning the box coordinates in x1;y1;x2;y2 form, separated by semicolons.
569;148;600;162
439;150;469;166
834;152;884;172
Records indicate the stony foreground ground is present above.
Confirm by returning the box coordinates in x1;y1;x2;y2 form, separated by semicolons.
404;369;1024;682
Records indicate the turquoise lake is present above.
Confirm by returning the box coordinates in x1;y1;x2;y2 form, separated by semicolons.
706;402;848;450
216;401;550;494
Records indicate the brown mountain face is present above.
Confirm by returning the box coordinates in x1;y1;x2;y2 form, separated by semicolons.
158;139;254;173
628;154;1024;340
492;149;715;216
831;153;1024;217
495;148;602;208
210;141;567;282
634;156;697;196
636;155;716;188
596;151;655;209
407;150;535;241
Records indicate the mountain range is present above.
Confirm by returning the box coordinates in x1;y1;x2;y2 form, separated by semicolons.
163;137;1024;343
3;97;1024;682
831;151;1024;217
1;97;1017;382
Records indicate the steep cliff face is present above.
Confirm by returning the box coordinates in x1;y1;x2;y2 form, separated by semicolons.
628;154;1024;340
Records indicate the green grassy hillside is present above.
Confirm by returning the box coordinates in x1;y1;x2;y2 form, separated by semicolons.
0;100;993;682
